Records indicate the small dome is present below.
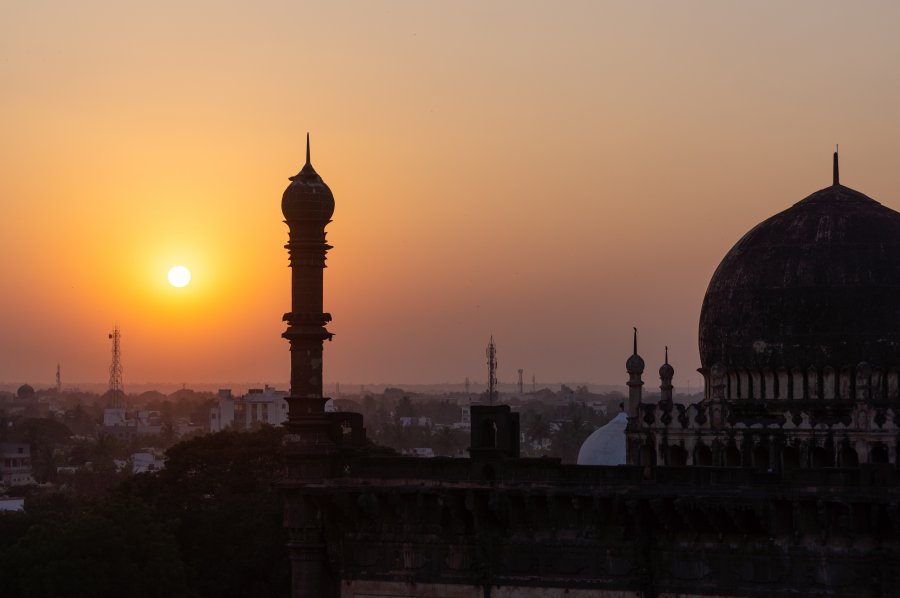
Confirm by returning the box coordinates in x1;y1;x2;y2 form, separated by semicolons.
577;411;627;465
282;136;335;224
626;353;645;374
16;384;34;399
659;362;674;379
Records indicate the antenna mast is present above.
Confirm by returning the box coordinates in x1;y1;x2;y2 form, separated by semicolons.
55;363;61;394
108;325;124;408
486;336;498;404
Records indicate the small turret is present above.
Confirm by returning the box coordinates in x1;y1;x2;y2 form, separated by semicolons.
626;328;644;417
659;346;674;403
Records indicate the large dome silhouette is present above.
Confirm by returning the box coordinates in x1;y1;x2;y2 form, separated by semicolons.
699;179;900;372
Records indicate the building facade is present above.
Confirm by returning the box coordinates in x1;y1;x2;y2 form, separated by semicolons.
280;149;900;597
625;154;900;472
0;443;35;488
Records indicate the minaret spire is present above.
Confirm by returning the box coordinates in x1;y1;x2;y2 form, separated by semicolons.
833;144;839;186
665;345;668;364
633;327;638;355
306;132;311;166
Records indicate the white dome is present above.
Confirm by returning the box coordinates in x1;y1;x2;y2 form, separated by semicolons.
577;411;627;465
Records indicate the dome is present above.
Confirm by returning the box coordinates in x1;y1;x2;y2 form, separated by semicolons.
16;384;34;399
659;346;674;379
281;136;335;224
699;182;900;371
659;362;674;379
577;411;627;465
626;354;644;374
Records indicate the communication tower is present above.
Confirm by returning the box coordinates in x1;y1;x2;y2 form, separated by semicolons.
108;325;124;408
486;336;498;404
532;374;536;393
56;363;61;394
465;376;470;396
517;369;524;395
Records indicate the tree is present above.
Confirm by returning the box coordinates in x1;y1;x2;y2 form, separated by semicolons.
395;395;416;418
551;415;590;463
121;427;290;598
0;497;191;598
525;413;551;451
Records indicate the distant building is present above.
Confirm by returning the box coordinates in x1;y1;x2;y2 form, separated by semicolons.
130;451;165;474
0;498;24;511
0;384;49;418
99;408;161;440
0;443;35;487
209;386;289;431
209;389;236;432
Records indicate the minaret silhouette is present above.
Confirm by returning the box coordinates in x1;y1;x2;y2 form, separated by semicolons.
659;346;674;403
280;133;336;597
625;327;645;418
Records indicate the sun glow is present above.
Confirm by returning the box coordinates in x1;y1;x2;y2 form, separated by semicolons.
167;265;192;288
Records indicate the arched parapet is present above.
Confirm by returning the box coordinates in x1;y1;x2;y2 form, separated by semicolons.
693;440;713;466
638;434;658;477
727;371;739;399
723;440;741;467
810;437;835;468
738;370;750;399
871;367;884;401
782;442;800;470
762;368;776;399
750;370;762;399
807;365;821;399
668;443;688;466
839;366;853;399
791;367;804;400
838;438;859;466
776;368;789;400
823;366;836;399
751;438;770;471
855;362;872;401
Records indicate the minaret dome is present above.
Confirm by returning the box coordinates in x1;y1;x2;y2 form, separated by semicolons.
282;133;335;224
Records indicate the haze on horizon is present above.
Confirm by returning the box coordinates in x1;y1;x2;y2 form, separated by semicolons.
3;1;900;390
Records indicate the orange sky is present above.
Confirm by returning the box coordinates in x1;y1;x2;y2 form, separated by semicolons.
3;1;900;389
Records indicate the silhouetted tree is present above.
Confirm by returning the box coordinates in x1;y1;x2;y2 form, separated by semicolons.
121;427;290;598
0;497;191;598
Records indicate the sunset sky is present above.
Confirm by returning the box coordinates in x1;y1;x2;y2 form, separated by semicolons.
3;1;900;390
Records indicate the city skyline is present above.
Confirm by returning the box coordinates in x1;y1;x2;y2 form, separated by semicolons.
4;2;900;386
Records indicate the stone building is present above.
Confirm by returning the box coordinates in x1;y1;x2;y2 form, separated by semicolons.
626;153;900;472
279;146;900;597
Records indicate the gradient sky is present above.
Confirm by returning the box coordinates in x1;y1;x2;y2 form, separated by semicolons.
3;1;900;389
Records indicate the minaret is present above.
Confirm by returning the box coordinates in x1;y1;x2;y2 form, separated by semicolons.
625;327;645;418
282;134;335;434
280;135;336;598
659;346;674;403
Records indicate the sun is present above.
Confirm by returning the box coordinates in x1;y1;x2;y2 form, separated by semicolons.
167;265;191;288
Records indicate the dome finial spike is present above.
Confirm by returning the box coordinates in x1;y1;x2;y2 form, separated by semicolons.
833;144;839;186
306;132;311;166
633;327;638;355
665;345;668;365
